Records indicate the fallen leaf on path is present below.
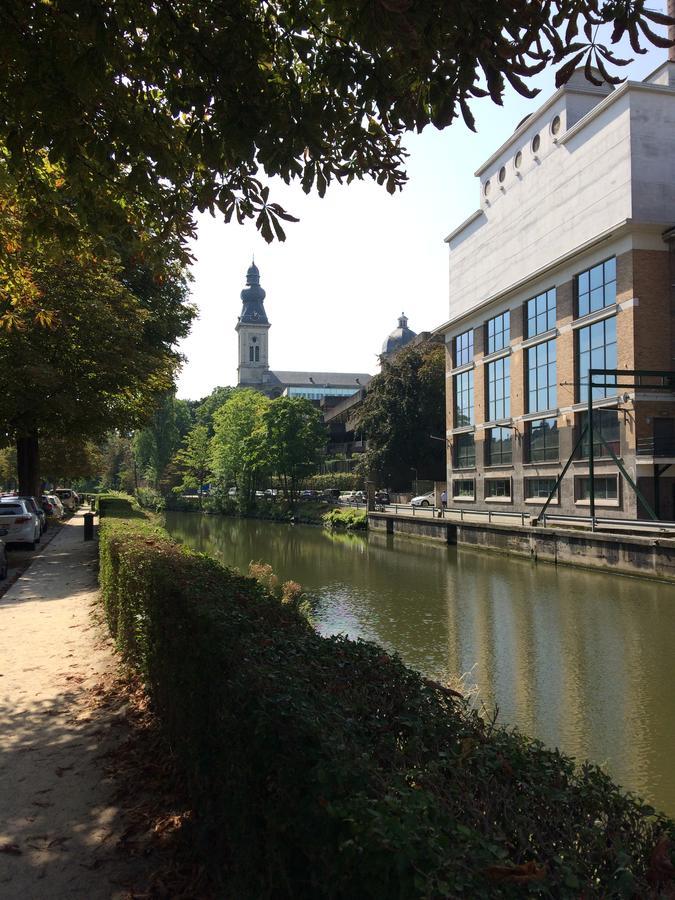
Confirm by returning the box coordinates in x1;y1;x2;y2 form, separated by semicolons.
55;765;74;777
0;843;22;855
32;800;53;808
47;836;69;848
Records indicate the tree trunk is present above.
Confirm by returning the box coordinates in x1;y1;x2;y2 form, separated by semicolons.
17;431;40;498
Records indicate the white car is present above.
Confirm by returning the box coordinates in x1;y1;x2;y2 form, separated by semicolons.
0;498;41;549
54;488;78;511
411;492;434;508
43;494;65;519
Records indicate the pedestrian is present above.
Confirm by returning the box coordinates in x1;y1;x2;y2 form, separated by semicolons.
441;490;447;509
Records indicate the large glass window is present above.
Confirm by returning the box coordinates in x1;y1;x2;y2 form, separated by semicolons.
525;477;559;499
576;476;618;501
487;357;510;421
526;288;556;337
485;479;511;499
487;311;510;354
527;418;559;462
527;339;556;413
453;479;475;499
578;409;620;459
454;370;474;427
486;427;512;465
454;329;474;367
578;316;617;400
454;434;476;469
577;257;616;317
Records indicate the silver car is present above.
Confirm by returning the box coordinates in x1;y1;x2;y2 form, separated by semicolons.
0;498;41;550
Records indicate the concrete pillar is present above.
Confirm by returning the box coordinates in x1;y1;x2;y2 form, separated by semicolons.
669;0;675;62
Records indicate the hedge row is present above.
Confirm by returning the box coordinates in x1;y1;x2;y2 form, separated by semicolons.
98;519;674;899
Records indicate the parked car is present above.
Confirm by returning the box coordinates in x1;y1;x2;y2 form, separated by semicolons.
299;489;319;501
19;496;46;534
44;494;65;519
227;486;237;497
339;491;359;504
321;488;341;502
0;498;41;549
375;491;390;504
0;539;7;579
411;492;434;508
54;488;78;512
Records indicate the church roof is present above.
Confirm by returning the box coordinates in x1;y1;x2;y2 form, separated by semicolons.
382;313;416;356
269;371;371;388
238;259;269;325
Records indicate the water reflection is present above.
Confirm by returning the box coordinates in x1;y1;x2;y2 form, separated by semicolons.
164;512;675;816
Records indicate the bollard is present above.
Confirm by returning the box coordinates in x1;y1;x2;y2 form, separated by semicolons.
83;511;95;541
89;498;95;511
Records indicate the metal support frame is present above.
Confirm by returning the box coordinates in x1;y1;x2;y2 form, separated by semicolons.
536;368;674;525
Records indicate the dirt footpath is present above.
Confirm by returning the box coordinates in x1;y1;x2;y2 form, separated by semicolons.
0;511;152;898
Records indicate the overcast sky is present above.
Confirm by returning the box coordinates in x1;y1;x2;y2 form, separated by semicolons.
176;41;668;401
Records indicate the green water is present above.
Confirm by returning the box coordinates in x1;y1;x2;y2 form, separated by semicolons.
164;511;675;817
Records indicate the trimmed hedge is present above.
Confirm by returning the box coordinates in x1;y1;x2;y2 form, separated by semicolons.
97;492;143;519
99;519;674;899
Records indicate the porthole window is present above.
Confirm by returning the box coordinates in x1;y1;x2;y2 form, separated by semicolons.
551;115;561;135
484;179;491;197
531;134;541;153
514;150;522;169
498;166;506;183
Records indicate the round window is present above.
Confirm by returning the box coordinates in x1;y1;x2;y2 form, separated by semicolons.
531;134;541;153
551;115;561;135
514;150;522;169
484;179;491;196
498;166;506;183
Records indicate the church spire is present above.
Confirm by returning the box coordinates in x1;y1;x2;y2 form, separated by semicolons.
239;259;268;323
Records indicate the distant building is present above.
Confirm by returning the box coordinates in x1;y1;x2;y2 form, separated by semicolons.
437;62;675;520
235;261;371;400
381;313;416;359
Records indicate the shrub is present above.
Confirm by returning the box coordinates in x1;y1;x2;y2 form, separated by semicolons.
135;486;166;512
98;520;674;899
303;472;363;491
96;492;141;518
323;507;368;531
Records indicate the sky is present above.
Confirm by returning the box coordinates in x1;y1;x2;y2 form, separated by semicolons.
176;37;669;401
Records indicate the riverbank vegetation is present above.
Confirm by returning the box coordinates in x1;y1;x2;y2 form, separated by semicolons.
323;507;368;531
99;517;675;899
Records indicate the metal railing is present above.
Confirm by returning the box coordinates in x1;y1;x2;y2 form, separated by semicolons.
636;437;675;457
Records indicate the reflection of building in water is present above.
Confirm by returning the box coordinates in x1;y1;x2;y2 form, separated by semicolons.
438;62;675;520
443;549;673;809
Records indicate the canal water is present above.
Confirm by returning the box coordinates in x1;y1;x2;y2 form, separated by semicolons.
164;512;675;817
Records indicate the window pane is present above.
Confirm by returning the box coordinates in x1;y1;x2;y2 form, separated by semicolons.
487;427;512;465
578;317;617;400
487;311;510;353
455;434;476;469
454;329;474;367
576;258;616;317
526;288;556;338
526;477;558;499
487;357;511;420
578;409;620;458
486;479;511;498
454;370;474;426
526;339;556;413
527;418;559;462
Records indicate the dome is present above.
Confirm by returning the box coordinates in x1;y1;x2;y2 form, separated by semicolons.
382;313;416;356
239;259;268;324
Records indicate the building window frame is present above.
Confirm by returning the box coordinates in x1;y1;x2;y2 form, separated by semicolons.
484;478;512;502
577;315;617;402
577;409;620;459
454;433;476;469
454;329;474;368
486;427;513;466
454;370;474;428
575;257;617;319
486;310;510;355
525;288;556;338
524;477;560;504
526;338;557;413
486;356;511;421
526;417;559;463
452;478;475;501
575;474;620;506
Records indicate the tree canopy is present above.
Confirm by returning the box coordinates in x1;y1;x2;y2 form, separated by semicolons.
356;340;445;490
1;1;671;260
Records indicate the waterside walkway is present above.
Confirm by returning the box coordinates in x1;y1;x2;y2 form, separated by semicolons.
0;511;152;898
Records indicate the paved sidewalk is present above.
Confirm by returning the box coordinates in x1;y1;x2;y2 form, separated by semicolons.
0;511;150;898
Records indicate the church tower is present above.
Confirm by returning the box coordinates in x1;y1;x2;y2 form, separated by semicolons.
236;260;271;388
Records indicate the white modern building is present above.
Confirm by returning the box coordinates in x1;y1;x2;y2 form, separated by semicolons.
438;61;675;519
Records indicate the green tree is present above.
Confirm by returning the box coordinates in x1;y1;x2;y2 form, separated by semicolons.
172;424;213;508
262;397;326;504
100;434;136;493
194;387;235;436
40;436;104;487
210;389;270;506
356;341;446;491
1;1;669;259
133;392;187;489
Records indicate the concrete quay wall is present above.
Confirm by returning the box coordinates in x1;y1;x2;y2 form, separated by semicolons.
367;512;675;582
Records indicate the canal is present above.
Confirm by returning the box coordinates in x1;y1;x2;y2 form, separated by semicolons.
164;511;675;817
